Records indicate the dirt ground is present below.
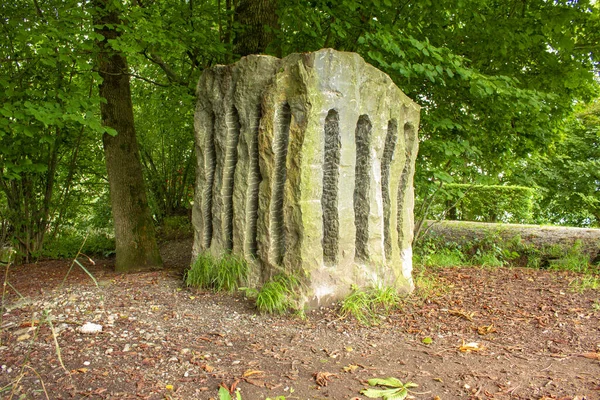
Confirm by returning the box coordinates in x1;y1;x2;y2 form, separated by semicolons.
1;238;599;400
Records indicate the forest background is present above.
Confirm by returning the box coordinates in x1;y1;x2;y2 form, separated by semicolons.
1;0;599;267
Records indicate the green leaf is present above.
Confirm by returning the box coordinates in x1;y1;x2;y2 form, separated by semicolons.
218;387;232;400
367;377;404;388
361;387;409;400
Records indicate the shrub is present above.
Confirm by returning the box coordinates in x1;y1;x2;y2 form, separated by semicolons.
41;230;115;259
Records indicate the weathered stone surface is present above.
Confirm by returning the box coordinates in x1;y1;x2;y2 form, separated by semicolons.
192;49;420;307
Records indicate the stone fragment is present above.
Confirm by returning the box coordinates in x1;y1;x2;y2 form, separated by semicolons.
77;322;103;334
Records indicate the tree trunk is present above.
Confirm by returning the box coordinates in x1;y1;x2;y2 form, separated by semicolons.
233;0;278;56
94;0;163;272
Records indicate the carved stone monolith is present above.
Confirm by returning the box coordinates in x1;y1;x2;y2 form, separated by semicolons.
192;49;420;307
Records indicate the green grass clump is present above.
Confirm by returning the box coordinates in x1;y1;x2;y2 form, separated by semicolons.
255;274;300;314
185;253;247;292
473;252;504;267
215;254;248;291
426;248;465;267
547;241;591;274
412;265;449;301
340;285;401;325
569;275;600;293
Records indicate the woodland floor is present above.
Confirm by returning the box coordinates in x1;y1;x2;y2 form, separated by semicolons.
1;238;599;400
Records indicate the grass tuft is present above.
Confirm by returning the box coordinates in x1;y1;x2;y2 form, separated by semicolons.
340;284;401;325
570;275;600;293
255;274;300;314
185;253;247;292
425;248;465;267
547;241;592;274
412;265;449;301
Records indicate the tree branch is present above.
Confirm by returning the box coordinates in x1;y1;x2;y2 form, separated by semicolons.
94;68;170;87
142;51;188;86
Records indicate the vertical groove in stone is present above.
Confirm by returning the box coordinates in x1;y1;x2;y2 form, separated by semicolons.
322;109;341;264
203;112;217;249
381;119;398;259
397;122;415;244
271;103;291;265
354;114;372;261
246;105;262;257
223;106;241;251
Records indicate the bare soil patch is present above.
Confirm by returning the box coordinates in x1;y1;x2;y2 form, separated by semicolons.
1;238;599;400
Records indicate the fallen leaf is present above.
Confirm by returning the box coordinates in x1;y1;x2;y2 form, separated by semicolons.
580;352;600;360
202;364;215;372
343;364;360;373
422;336;433;344
459;341;485;353
244;378;266;387
313;371;337;387
242;369;265;378
449;309;475;321
165;384;173;390
477;324;497;335
19;320;40;328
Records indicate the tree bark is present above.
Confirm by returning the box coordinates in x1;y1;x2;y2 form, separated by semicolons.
94;0;163;272
233;0;278;56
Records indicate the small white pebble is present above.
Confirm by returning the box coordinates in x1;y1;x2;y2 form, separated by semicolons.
78;322;102;334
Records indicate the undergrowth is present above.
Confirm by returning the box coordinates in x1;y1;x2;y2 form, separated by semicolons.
41;229;115;259
415;231;596;273
546;241;591;274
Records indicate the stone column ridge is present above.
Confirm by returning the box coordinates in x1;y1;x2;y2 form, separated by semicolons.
192;49;421;307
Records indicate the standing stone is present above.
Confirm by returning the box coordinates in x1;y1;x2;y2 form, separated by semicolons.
192;49;420;307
